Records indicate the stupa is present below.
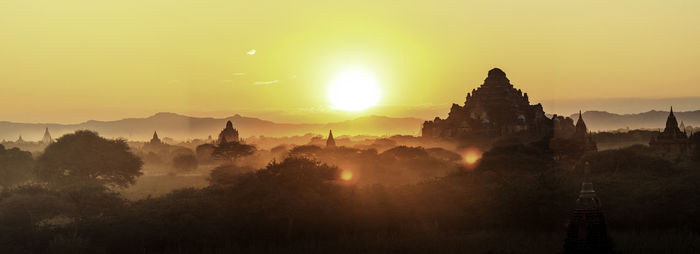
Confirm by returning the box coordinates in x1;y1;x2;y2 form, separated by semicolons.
563;169;612;253
649;107;689;158
326;130;336;148
217;120;240;144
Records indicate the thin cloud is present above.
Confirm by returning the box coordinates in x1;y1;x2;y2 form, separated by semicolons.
254;80;279;85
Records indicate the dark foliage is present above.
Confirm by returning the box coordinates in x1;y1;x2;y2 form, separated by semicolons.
212;141;256;161
0;144;35;188
4;141;700;252
35;130;143;188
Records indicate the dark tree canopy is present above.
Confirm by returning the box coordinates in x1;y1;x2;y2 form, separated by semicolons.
35;130;143;188
0;145;35;188
211;141;255;161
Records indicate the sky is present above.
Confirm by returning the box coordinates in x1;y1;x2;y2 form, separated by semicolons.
2;0;700;124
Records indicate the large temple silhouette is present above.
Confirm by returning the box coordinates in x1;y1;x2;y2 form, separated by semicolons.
649;107;691;159
218;120;240;144
422;68;553;146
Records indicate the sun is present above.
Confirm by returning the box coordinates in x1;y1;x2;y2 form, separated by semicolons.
327;68;382;111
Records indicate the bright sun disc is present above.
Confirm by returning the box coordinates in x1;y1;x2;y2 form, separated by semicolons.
328;69;381;111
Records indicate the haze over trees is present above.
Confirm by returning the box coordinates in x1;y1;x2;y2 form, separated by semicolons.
35;130;143;188
0;125;698;252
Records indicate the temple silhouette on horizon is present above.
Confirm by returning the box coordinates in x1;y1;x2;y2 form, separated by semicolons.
422;68;552;144
650;107;691;159
326;130;336;148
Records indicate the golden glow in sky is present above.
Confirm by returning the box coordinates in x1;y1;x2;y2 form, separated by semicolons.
1;0;700;123
327;68;382;112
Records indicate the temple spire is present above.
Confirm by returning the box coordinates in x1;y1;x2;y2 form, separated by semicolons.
564;162;612;253
41;127;53;144
150;131;162;144
326;130;336;148
575;110;588;139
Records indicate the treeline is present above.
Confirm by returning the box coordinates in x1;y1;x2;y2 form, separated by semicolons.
1;131;700;253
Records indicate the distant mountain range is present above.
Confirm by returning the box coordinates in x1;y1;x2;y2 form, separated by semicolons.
568;110;700;131
2;109;699;142
0;113;424;142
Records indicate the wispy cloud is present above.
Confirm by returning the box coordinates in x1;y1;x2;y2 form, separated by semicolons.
254;80;279;85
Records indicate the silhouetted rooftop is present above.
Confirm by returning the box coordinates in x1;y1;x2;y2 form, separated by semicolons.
487;68;506;78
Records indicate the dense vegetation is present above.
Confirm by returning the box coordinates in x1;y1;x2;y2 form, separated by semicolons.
0;131;699;253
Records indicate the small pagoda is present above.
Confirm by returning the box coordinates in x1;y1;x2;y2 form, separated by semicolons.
564;168;612;254
41;127;54;144
326;130;336;148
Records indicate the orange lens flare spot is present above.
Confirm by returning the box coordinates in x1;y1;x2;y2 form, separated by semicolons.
462;148;482;168
464;153;480;164
340;170;354;181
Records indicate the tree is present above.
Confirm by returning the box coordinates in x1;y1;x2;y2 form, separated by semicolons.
225;157;343;239
211;141;255;162
0;144;35;188
172;154;198;172
35;130;143;188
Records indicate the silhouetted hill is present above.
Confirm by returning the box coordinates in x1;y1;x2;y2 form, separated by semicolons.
568;110;700;131
0;113;423;141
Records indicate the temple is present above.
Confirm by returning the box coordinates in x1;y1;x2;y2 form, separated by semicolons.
573;111;597;151
150;131;162;144
217;120;240;144
326;130;336;148
563;169;612;253
649;107;690;159
422;68;552;146
41;127;53;145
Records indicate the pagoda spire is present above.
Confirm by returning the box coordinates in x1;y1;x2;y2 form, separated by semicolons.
41;127;53;144
326;130;336;148
564;163;612;253
575;110;588;139
150;131;162;144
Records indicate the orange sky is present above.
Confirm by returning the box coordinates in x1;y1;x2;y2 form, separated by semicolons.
2;0;700;123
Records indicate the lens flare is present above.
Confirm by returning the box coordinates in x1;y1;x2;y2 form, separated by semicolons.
462;148;482;169
465;153;480;164
340;170;354;181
